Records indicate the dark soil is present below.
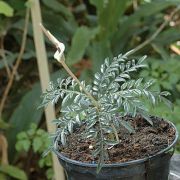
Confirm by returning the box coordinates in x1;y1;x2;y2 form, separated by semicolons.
59;116;176;164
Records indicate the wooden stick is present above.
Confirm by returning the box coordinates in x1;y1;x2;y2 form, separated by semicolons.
30;1;65;179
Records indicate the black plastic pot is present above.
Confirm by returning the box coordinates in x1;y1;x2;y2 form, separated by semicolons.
55;121;178;180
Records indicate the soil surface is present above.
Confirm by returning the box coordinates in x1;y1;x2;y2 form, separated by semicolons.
59;116;176;164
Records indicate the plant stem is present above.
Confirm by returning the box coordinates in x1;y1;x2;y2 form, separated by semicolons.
111;123;120;143
60;60;99;108
40;24;99;108
129;6;180;55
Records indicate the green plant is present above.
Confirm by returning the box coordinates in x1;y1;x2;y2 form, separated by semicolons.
0;115;27;180
0;1;14;17
0;165;27;180
140;55;180;152
40;27;172;173
15;123;53;179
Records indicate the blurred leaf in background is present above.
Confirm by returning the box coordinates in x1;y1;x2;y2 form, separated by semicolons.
66;26;98;65
0;165;27;180
15;123;53;180
0;1;14;17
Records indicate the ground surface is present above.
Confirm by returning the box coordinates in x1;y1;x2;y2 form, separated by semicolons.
170;154;180;180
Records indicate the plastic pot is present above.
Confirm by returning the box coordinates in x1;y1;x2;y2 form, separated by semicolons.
55;121;178;180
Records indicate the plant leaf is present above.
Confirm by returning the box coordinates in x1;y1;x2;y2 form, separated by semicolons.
0;1;14;17
33;137;43;152
42;0;72;18
67;26;98;65
120;120;135;134
0;165;27;180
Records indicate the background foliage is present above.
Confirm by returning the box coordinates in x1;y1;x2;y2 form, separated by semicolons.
0;0;180;179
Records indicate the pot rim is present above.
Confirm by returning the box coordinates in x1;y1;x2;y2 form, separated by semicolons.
54;119;179;168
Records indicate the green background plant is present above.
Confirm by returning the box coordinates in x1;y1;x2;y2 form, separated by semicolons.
0;0;180;178
15;124;53;180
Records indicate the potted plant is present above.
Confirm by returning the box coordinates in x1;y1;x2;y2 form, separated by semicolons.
40;25;178;180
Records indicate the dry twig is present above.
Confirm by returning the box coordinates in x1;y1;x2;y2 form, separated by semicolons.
129;6;180;55
0;134;9;165
0;9;30;117
170;45;180;55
